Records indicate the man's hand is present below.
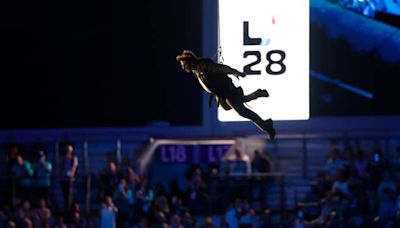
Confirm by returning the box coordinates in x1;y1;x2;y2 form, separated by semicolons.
234;72;246;80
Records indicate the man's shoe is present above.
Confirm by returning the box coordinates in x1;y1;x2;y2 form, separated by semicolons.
264;118;273;127
263;118;275;140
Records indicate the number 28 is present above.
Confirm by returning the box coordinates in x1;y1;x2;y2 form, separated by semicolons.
243;50;286;75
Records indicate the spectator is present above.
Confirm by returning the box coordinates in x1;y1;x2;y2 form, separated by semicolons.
70;211;85;228
153;211;168;227
136;177;154;214
206;167;219;196
21;217;33;228
313;171;333;198
18;200;35;220
138;217;150;228
376;188;397;227
341;145;354;172
54;215;67;228
324;211;344;228
60;144;78;211
251;150;271;173
12;155;33;201
302;184;322;219
181;212;194;228
294;209;306;228
368;147;388;187
332;191;349;222
100;196;117;228
259;209;274;227
225;203;239;228
168;179;185;207
155;183;167;198
169;214;182;228
346;171;363;195
325;148;345;177
331;172;351;196
346;192;368;227
377;172;396;200
170;196;187;217
101;161;120;198
67;203;85;228
219;216;230;228
6;221;16;228
353;149;369;178
391;146;400;181
226;149;251;175
197;216;215;228
5;143;21;208
126;166;140;190
36;198;51;228
207;167;224;214
188;168;207;194
114;178;133;228
34;150;52;201
309;193;338;226
238;205;257;227
153;195;170;219
6;144;20;176
187;168;208;214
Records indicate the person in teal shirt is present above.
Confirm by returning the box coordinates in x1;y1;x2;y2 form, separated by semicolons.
12;154;33;200
35;150;53;200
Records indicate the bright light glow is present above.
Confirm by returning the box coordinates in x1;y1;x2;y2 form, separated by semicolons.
218;0;309;121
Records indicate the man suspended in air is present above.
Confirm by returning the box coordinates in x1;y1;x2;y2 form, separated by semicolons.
176;50;275;140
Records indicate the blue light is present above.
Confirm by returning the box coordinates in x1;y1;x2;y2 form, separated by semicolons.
310;70;374;99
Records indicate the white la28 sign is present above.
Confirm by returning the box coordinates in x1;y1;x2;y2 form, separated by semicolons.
218;0;309;121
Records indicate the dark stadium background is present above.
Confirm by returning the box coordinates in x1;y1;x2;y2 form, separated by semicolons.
1;0;400;129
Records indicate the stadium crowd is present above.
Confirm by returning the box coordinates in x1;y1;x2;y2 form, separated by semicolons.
1;141;400;227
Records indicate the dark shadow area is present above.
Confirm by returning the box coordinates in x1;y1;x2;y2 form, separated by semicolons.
0;1;203;129
310;22;400;116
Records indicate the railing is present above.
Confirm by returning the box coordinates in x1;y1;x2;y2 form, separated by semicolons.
0;138;146;216
1;133;400;212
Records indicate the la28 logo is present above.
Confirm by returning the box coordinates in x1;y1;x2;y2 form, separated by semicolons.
243;21;286;75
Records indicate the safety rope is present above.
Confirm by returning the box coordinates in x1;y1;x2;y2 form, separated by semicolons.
214;0;224;63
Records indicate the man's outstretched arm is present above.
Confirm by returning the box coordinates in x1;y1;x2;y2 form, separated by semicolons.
210;63;246;78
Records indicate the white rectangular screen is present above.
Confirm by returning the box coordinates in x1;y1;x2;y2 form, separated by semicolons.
218;0;309;121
